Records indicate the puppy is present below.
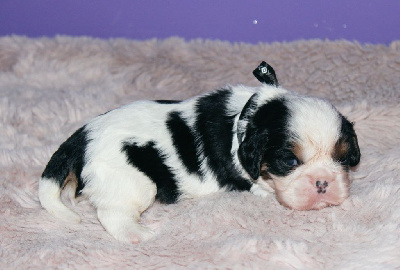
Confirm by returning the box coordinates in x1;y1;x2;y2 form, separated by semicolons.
39;62;360;243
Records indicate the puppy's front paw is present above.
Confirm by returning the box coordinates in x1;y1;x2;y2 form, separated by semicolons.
250;182;274;198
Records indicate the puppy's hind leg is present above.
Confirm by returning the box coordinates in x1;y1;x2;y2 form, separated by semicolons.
97;207;155;244
84;165;158;243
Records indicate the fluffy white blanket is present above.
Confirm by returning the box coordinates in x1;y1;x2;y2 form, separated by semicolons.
1;36;399;269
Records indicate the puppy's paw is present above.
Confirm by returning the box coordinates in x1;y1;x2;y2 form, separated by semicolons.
250;182;274;198
97;209;155;243
118;224;155;244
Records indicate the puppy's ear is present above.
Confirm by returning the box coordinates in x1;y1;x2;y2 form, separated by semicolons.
341;117;361;167
238;98;289;179
253;61;279;87
348;135;361;167
238;127;268;180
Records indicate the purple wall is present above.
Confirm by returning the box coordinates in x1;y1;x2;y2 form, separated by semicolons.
1;0;399;44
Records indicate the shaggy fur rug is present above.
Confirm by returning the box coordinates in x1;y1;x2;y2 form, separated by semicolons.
1;36;399;269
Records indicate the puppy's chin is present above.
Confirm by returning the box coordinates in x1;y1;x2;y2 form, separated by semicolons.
264;164;351;211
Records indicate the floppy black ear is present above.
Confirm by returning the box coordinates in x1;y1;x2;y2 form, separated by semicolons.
238;97;289;179
348;135;361;167
346;126;361;167
238;128;268;180
341;117;361;167
253;61;279;87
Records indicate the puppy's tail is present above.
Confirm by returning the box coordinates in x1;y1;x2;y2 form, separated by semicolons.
39;127;88;223
39;177;81;223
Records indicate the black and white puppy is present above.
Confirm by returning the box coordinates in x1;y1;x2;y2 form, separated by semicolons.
39;62;360;243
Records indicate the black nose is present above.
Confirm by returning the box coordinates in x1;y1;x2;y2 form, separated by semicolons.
316;180;328;194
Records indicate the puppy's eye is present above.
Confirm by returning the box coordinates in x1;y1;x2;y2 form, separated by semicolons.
283;158;298;168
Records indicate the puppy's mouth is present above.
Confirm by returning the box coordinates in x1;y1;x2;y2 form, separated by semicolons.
275;189;348;211
278;196;344;211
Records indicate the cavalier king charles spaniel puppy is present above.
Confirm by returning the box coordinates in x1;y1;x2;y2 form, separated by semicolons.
39;62;360;243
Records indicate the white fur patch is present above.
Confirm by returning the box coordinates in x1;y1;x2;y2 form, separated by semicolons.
38;179;81;223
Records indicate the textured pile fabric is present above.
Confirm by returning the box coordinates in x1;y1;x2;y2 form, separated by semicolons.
1;36;399;269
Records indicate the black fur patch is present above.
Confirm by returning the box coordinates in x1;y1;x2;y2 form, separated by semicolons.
166;111;201;174
256;99;297;177
195;89;252;191
338;115;361;167
122;141;180;204
239;98;296;178
41;126;88;195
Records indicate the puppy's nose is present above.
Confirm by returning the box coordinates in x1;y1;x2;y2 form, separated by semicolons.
316;180;328;194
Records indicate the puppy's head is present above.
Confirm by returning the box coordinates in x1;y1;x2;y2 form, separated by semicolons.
238;89;360;210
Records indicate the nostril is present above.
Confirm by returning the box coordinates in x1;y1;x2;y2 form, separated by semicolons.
316;180;328;194
316;180;329;187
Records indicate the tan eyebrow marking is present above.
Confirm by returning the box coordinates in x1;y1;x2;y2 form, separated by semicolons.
333;138;349;161
292;142;304;162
